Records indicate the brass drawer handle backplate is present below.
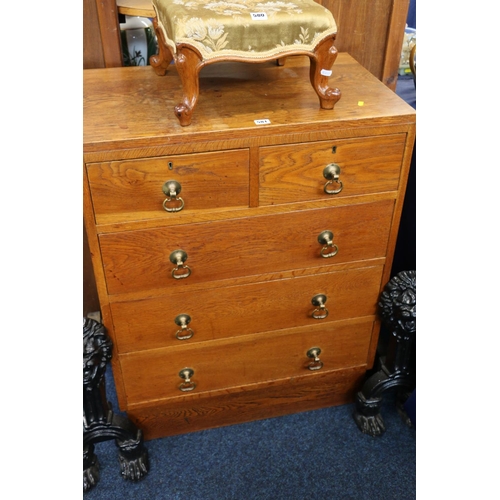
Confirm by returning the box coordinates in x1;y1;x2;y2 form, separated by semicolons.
174;314;194;340
162;180;185;212
306;347;324;370
311;294;329;319
178;368;196;392
317;230;338;258
323;163;343;195
169;249;191;280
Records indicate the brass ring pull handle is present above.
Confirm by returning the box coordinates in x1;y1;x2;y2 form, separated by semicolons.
317;230;338;258
169;250;191;279
323;164;343;195
174;314;194;340
178;368;196;392
162;180;185;212
311;294;329;320
306;347;324;371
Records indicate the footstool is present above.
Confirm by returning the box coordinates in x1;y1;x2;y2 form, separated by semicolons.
150;0;341;126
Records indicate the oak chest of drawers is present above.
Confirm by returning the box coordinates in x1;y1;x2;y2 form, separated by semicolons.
83;53;415;440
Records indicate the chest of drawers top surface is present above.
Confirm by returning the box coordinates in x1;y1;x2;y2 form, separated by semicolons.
83;53;415;155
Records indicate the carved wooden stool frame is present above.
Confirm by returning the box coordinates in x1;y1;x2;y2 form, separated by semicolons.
150;17;341;127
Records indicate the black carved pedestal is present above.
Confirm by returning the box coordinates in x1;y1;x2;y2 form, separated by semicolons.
353;270;416;437
83;318;149;492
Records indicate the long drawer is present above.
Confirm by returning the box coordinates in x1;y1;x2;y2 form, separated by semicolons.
100;200;394;295
87;149;250;224
259;134;406;205
111;265;383;353
119;318;374;406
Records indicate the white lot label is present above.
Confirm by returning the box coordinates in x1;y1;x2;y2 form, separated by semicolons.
254;119;271;125
251;12;268;20
320;69;332;76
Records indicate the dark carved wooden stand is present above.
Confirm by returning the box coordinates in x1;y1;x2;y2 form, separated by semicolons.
353;270;416;436
83;318;149;492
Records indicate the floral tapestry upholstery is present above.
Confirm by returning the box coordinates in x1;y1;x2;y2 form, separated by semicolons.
152;0;338;61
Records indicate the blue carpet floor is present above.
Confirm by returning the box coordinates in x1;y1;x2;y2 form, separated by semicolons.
85;364;415;500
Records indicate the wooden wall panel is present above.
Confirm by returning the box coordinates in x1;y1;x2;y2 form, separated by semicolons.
83;0;123;69
321;0;410;89
83;0;105;69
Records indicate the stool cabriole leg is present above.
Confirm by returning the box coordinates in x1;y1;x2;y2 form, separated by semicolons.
309;36;341;110
150;16;174;75
174;46;204;126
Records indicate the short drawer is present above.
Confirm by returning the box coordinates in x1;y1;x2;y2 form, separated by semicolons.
100;200;393;295
119;318;374;405
86;149;249;224
111;265;383;353
259;134;406;205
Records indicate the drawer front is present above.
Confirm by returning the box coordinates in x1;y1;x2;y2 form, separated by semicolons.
111;266;382;353
87;149;249;223
100;200;394;295
119;319;374;405
111;266;383;353
259;134;406;205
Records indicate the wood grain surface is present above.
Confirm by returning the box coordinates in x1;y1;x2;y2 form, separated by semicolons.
83;54;415;152
110;265;383;353
99;200;393;295
119;318;374;404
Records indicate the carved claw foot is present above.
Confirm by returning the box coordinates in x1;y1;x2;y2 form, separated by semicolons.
83;452;100;492
118;451;149;482
117;431;149;482
353;393;386;437
353;411;386;437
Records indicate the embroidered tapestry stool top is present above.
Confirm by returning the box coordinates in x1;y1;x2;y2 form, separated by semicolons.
150;0;342;126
